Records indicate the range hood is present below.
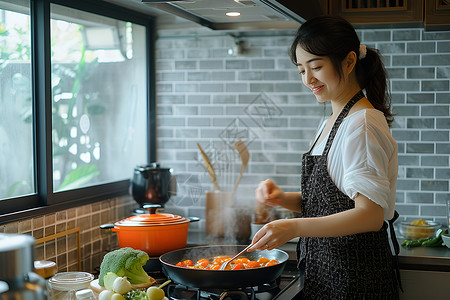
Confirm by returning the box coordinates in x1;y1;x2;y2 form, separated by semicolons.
142;0;324;31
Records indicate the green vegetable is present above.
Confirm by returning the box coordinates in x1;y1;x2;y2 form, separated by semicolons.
99;247;150;286
146;280;171;300
111;293;126;300
401;229;448;248
146;287;164;300
104;272;119;291
124;289;148;300
401;239;423;248
422;229;444;247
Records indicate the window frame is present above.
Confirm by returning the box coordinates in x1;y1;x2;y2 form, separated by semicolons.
0;0;156;223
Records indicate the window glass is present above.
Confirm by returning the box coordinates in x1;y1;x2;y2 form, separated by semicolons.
50;4;147;192
0;0;34;199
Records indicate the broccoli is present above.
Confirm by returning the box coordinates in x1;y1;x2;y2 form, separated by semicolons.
99;247;150;286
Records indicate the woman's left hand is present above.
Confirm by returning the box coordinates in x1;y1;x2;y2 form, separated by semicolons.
248;219;299;251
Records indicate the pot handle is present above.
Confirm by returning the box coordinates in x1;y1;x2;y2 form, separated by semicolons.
100;224;115;230
188;217;200;223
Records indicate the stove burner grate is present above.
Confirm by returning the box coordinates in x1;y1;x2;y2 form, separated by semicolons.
166;280;281;300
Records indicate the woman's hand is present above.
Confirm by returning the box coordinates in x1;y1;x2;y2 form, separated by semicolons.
255;179;285;207
248;219;300;251
255;180;302;213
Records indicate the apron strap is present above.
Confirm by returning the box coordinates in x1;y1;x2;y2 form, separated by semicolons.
388;210;403;292
322;90;365;157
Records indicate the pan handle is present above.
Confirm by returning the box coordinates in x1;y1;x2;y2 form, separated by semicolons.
188;217;200;223
100;224;115;230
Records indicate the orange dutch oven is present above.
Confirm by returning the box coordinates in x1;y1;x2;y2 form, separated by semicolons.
101;211;199;257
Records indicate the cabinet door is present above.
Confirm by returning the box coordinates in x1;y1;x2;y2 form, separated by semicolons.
400;269;450;299
330;0;423;25
425;0;450;30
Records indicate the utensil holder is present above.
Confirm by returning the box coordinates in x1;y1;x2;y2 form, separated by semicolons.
205;191;235;236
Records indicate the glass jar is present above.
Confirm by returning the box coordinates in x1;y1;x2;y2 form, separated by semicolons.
47;272;94;300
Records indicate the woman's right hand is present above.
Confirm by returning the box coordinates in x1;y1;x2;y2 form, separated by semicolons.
255;179;285;207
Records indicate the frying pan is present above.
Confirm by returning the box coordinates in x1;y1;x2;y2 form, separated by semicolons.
159;245;289;290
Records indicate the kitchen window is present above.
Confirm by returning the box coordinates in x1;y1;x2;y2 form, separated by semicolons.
50;5;148;192
0;1;34;199
0;0;155;221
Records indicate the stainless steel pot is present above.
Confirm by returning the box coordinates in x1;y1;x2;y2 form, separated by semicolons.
0;233;47;299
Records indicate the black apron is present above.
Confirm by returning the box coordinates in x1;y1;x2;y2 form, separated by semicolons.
297;91;400;299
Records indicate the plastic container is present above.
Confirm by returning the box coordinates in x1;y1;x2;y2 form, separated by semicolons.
47;272;94;300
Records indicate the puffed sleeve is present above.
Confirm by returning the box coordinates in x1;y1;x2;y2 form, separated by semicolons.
339;111;397;219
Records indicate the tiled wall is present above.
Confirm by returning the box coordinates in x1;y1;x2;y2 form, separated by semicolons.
0;196;136;274
155;27;450;227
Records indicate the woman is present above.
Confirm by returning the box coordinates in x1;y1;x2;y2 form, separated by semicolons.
248;16;400;299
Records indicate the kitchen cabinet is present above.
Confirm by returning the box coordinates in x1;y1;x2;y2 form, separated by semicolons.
400;269;449;299
329;0;423;25
425;0;450;30
328;0;450;30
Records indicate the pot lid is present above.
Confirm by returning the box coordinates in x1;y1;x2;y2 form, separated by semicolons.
116;213;190;227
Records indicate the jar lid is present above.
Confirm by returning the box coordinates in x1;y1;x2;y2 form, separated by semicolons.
34;260;57;278
116;213;190;227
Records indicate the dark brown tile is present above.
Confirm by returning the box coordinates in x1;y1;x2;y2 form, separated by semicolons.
35;244;45;261
57;253;67;269
45;240;56;258
57;236;67;253
68;249;79;266
56;222;66;234
45;225;55;236
33;228;44;240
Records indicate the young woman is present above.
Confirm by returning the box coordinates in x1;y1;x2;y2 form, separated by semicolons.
248;16;400;299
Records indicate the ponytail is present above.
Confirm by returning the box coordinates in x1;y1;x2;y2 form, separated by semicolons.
356;47;394;126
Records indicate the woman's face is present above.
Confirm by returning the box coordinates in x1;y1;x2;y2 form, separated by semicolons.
295;45;346;104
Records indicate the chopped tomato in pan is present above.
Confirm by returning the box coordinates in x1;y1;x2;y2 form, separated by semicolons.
175;257;279;270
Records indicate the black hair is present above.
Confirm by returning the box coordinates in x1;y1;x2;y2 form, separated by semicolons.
289;16;393;125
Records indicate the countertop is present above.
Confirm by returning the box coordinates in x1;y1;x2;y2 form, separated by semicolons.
186;231;450;272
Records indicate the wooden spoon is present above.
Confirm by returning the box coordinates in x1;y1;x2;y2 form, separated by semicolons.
233;139;249;194
197;142;220;191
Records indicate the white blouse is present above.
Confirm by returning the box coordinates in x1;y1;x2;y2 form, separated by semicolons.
310;109;398;220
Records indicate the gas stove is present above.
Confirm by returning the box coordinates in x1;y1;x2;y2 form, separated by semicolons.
147;260;302;300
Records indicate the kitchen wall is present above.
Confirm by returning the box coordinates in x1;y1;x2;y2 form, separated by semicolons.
155;26;450;228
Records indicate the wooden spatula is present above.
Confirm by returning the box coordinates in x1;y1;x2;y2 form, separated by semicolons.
233;139;249;194
197;142;220;191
